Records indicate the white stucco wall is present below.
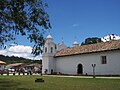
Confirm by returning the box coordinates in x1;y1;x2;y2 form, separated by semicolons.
55;50;120;75
42;52;56;74
42;55;49;73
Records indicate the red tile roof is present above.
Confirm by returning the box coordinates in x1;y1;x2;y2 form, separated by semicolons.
55;40;120;57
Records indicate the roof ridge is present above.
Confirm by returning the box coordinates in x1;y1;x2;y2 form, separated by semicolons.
55;40;120;57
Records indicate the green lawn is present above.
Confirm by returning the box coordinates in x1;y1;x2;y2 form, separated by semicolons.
0;75;120;90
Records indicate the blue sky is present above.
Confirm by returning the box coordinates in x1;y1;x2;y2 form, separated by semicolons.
45;0;120;47
0;0;120;59
16;0;120;47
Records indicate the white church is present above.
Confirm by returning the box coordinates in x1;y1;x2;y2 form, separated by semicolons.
42;34;120;75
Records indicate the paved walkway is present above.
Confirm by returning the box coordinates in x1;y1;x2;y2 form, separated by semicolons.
1;73;120;79
43;75;120;79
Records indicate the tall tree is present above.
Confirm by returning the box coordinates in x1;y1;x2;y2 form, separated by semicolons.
0;0;51;56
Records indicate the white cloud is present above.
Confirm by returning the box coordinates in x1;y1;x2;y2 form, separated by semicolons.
101;34;120;42
8;45;32;53
116;36;120;39
0;45;42;60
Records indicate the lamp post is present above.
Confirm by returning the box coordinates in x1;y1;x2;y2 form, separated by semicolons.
92;64;96;78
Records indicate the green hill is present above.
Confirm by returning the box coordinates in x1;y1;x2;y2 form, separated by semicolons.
0;55;42;64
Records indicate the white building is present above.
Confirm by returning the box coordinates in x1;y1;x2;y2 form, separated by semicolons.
42;35;120;75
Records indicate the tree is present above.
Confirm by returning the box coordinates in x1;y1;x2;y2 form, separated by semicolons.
81;37;102;45
0;0;51;56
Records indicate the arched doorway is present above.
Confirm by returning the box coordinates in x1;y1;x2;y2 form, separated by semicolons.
77;64;83;74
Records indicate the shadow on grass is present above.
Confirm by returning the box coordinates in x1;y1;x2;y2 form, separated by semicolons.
0;78;20;89
0;78;33;90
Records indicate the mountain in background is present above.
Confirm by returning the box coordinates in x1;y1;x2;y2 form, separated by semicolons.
0;55;42;64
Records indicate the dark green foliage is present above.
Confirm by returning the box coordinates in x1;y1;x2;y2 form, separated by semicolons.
0;55;42;64
0;0;51;56
81;37;102;45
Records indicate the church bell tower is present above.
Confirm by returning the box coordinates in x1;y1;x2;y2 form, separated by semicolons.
42;34;57;74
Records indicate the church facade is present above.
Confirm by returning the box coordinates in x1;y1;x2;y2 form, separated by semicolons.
42;35;120;75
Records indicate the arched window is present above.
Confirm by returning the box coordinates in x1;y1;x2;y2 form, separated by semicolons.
51;47;53;53
45;47;47;53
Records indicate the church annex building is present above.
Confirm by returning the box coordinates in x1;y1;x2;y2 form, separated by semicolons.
42;35;120;75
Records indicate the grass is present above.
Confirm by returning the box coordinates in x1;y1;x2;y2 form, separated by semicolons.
0;75;120;90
